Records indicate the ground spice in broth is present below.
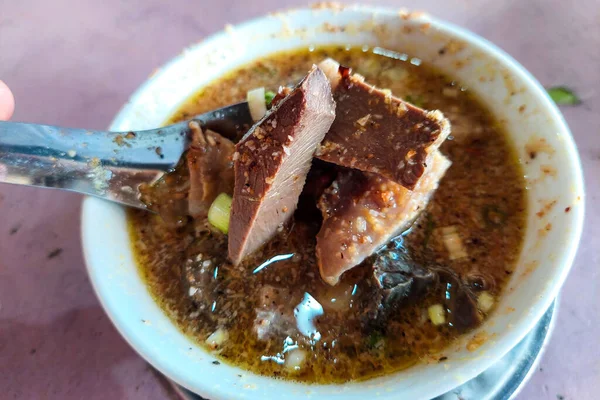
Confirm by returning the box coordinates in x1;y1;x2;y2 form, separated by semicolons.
128;46;526;383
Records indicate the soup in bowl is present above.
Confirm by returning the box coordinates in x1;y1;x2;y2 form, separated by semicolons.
82;5;584;400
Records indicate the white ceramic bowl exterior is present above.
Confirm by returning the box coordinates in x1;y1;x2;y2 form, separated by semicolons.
81;6;584;400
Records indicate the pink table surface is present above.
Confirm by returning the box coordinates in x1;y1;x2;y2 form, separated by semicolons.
1;0;598;399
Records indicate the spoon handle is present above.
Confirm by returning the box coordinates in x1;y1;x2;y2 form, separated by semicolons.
0;102;252;210
0;120;189;209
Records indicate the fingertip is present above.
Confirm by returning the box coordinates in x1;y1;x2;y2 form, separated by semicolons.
0;80;15;121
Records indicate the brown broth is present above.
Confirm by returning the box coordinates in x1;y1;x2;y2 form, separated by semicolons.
127;46;526;383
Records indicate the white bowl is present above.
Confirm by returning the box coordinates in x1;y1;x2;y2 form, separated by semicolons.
81;5;584;400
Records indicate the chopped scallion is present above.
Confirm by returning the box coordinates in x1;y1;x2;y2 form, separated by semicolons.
423;213;436;249
265;90;276;107
208;193;233;234
405;94;425;108
477;291;495;313
205;327;229;350
547;86;580;106
247;87;268;122
366;331;384;349
441;226;468;260
428;304;446;325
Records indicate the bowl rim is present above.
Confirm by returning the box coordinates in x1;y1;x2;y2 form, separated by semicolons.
81;4;585;399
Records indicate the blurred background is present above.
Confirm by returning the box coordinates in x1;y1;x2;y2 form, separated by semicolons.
0;0;598;399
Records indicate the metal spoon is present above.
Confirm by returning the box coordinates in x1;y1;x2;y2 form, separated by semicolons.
0;102;253;210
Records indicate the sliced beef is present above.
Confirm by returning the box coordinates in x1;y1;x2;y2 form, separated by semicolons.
270;86;292;108
187;121;236;218
138;122;234;226
228;66;336;266
316;151;451;285
316;58;451;190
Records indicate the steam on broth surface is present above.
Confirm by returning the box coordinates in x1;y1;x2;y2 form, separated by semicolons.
128;46;526;383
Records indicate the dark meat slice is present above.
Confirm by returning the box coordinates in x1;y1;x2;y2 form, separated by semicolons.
316;58;451;190
187;121;235;218
443;275;482;331
316;151;451;285
366;238;482;331
372;236;436;306
428;266;482;331
228;66;336;265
